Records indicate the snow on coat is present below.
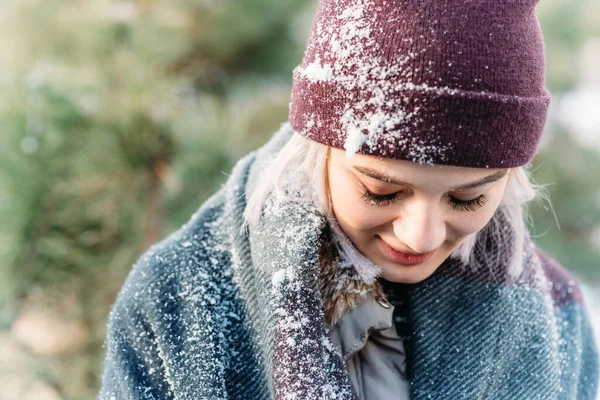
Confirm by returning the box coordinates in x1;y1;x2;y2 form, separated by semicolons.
98;123;599;399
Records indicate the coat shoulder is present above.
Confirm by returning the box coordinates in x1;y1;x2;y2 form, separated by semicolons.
110;189;231;325
534;246;584;306
99;189;245;399
534;248;600;399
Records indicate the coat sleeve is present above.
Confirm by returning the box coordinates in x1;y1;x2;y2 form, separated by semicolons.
576;296;599;399
536;248;599;399
97;257;175;400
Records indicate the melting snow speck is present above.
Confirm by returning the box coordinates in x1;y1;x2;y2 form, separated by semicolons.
272;269;287;288
299;55;334;83
344;125;366;159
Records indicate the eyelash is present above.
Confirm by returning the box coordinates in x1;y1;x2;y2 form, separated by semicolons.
361;188;490;212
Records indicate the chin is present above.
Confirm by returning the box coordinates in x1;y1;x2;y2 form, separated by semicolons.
379;261;441;284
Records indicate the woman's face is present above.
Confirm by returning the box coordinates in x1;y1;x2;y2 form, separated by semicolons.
326;147;511;284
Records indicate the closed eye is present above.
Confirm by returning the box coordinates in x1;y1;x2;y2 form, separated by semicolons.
361;187;489;212
362;188;403;206
447;193;489;212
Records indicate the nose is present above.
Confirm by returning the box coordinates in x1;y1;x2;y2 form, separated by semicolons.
392;198;445;254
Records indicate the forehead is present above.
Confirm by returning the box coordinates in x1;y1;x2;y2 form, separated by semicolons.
330;147;508;191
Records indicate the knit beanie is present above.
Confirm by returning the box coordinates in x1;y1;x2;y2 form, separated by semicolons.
288;0;551;168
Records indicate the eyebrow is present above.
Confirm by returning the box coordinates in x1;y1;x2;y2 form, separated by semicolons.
352;166;509;190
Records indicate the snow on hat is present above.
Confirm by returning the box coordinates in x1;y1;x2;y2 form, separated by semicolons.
288;0;551;168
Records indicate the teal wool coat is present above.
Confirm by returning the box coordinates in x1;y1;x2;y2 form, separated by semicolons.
99;124;599;399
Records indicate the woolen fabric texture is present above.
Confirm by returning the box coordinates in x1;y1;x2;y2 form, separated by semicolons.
289;0;552;167
98;124;598;399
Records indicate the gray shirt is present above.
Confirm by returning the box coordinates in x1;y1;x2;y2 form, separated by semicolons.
328;294;411;400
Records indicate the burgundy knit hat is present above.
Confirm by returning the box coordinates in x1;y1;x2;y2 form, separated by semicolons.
288;0;551;168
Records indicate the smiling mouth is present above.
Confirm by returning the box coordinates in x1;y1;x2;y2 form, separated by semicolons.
380;240;438;266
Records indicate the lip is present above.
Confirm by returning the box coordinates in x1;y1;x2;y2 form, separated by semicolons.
380;240;437;266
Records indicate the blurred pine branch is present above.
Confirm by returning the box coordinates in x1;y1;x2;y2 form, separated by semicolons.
0;0;308;397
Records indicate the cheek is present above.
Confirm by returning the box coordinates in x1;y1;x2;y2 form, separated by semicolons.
450;210;496;235
334;200;388;231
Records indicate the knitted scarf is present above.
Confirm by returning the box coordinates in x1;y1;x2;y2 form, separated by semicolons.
99;123;598;400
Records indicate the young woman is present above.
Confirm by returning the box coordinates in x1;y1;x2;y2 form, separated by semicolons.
99;0;599;399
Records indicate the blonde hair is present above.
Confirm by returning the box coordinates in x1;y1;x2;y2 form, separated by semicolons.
244;132;549;277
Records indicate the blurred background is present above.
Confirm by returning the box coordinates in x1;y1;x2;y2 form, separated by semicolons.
0;0;599;398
